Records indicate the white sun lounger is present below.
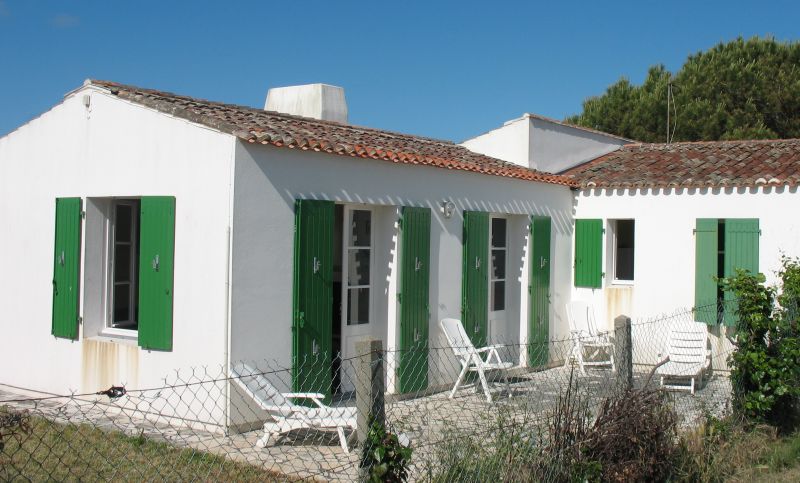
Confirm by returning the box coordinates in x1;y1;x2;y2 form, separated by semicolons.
656;322;710;395
230;362;356;452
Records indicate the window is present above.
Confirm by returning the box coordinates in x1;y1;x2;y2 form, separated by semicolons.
574;219;603;288
344;209;372;325
610;219;634;282
109;199;141;331
490;217;507;311
694;218;759;325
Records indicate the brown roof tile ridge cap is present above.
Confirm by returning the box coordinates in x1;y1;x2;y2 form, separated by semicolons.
524;113;636;143
559;147;626;176
88;80;578;187
249;134;577;187
628;138;800;149
88;79;461;147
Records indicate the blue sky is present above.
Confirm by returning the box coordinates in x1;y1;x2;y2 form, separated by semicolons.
0;0;798;141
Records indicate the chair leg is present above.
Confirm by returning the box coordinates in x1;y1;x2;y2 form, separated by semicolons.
577;344;587;376
450;361;470;399
477;367;492;403
690;377;695;396
337;426;349;453
256;421;281;448
505;372;512;398
610;349;616;373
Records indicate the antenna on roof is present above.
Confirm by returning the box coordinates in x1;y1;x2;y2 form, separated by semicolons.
666;76;678;144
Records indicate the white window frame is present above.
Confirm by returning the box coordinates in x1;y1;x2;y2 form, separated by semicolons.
341;206;374;326
105;199;140;334
489;216;509;313
609;219;635;285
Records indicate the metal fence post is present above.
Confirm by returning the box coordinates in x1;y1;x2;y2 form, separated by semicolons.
614;315;633;390
356;339;385;444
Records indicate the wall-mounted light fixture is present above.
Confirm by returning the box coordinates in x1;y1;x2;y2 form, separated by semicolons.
441;200;456;219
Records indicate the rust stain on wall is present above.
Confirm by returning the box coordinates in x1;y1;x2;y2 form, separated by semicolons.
81;339;139;393
605;286;634;331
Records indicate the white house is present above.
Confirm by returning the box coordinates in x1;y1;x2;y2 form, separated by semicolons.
465;119;800;369
4;79;799;428
0;80;585;428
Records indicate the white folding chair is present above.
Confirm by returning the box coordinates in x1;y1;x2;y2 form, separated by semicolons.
565;301;615;375
440;318;513;403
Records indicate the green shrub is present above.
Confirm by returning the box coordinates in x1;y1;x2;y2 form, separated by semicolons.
359;420;412;482
721;259;800;431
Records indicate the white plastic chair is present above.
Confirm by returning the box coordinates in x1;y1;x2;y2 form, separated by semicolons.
440;318;513;403
656;322;710;395
230;362;356;452
565;301;616;375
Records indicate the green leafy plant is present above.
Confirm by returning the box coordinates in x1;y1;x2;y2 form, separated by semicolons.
359;420;412;482
721;260;800;431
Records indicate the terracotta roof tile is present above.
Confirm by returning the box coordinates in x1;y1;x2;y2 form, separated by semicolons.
89;80;575;187
563;139;800;189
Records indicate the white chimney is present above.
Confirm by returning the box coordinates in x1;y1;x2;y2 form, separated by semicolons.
265;84;348;123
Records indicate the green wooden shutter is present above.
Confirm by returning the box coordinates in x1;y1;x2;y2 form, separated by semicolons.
52;197;82;339
138;196;176;351
397;207;431;394
723;218;760;326
462;211;489;347
529;216;551;368
292;199;334;400
694;219;719;325
574;219;603;288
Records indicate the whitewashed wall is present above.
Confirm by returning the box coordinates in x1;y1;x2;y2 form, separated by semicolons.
461;114;627;173
0;86;235;423
573;186;800;369
229;142;576;392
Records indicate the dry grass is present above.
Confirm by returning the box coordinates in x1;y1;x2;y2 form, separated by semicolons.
677;418;800;483
0;407;284;481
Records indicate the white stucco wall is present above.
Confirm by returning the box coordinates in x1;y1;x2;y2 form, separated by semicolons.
529;117;627;174
573;186;800;369
0;86;235;421
459;117;531;168
229;142;576;393
461;114;627;174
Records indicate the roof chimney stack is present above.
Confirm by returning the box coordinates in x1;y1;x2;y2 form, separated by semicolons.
265;84;348;123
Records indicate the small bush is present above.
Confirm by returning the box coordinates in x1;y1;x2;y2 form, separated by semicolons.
360;420;412;482
431;369;685;482
721;259;800;431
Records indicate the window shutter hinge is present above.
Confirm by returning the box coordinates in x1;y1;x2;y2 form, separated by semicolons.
693;229;697;234
80;211;86;219
602;228;606;234
78;316;83;325
397;293;402;303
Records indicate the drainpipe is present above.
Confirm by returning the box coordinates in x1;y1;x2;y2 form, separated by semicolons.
223;139;237;434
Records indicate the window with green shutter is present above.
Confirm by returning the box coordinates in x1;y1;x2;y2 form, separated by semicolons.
52;197;83;339
292;199;334;400
574;219;603;288
694;218;759;326
137;196;176;351
723;219;760;326
462;211;489;347
694;219;719;325
398;206;431;393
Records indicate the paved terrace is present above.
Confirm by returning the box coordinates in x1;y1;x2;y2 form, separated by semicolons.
0;365;730;482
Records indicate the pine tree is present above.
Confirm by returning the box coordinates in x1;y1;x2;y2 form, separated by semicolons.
567;37;800;142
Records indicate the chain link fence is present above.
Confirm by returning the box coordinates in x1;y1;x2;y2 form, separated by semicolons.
1;305;734;481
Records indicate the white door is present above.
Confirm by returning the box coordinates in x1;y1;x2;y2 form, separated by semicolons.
489;217;508;345
341;207;374;391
